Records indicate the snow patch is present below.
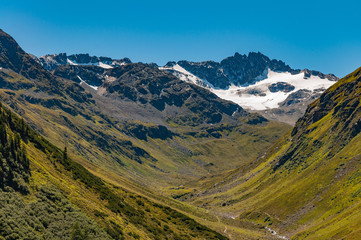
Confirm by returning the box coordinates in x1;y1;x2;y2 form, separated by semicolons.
77;75;98;90
160;64;214;88
211;69;335;110
67;59;113;69
97;62;113;69
67;59;78;65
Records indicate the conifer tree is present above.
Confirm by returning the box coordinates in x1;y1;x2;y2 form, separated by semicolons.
71;222;87;240
63;147;68;161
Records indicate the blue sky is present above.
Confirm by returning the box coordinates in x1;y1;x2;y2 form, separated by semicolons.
0;0;360;77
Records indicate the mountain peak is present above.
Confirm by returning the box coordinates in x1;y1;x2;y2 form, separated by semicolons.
0;28;26;69
247;51;266;57
0;29;52;81
161;52;339;124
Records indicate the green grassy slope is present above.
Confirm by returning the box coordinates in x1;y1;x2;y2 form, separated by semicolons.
0;101;229;240
186;67;361;239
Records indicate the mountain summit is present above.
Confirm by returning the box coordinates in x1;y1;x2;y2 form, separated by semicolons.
165;52;337;88
0;29;52;81
161;52;339;124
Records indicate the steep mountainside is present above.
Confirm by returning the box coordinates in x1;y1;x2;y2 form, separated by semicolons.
0;101;229;240
185;66;361;239
100;63;249;125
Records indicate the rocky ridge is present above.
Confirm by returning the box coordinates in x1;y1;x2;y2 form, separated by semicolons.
161;52;339;124
163;52;338;88
36;53;131;71
34;50;339;125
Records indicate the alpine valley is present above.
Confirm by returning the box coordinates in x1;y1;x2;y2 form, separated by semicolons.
0;27;360;240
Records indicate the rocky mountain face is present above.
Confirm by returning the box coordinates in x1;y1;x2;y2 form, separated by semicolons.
186;66;361;239
100;63;251;125
53;64;107;87
166;52;338;88
161;52;339;124
34;52;260;126
0;30;42;78
174;52;290;88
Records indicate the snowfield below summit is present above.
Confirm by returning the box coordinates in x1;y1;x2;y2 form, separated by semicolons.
159;64;213;88
162;66;336;111
77;75;99;90
67;58;114;69
212;70;336;110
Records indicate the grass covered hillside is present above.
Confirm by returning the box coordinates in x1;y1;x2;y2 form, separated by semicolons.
184;66;361;239
0;101;229;240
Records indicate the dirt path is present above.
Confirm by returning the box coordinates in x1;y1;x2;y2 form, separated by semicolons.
215;214;233;239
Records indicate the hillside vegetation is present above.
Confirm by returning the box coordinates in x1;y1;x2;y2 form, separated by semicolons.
186;67;361;239
0;101;228;239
